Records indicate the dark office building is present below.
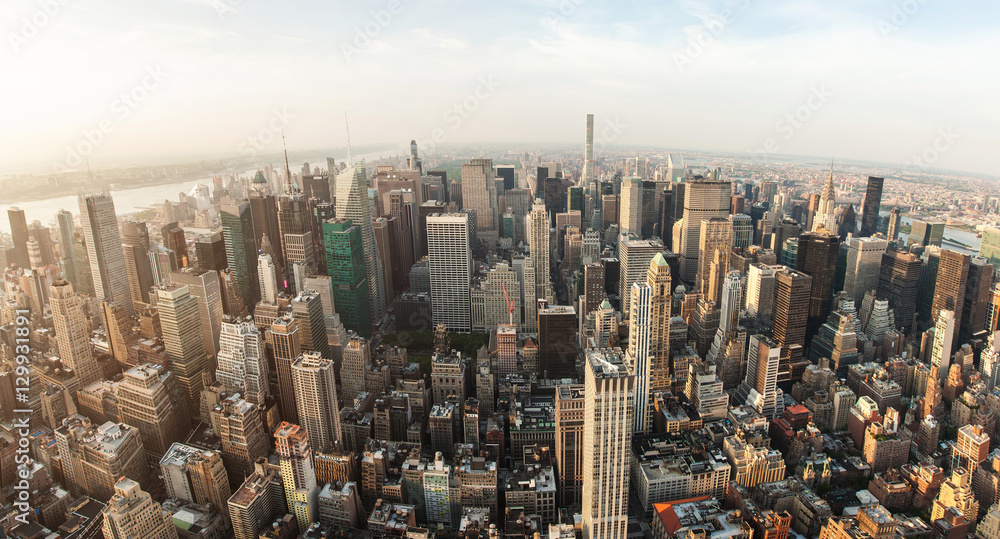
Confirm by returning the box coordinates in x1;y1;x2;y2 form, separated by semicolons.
302;174;332;203
877;249;921;334
960;256;994;344
930;250;970;333
538;305;578;380
161;222;188;267
249;191;282;260
427;170;449;204
496;165;516;192
195;231;228;272
796;231;840;339
544;177;567;220
7;207;30;269
860;176;884;237
773;267;812;384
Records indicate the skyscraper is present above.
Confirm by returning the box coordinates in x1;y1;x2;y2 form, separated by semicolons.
860;176;884;237
887;207;902;240
877;249;921;334
50;280;101;387
960;256;994;344
538;305;578;380
291;351;341;453
79;192;134;315
322;219;372;337
7;207;30;269
931;250;970;337
528;199;552;301
55;209;79;289
275;422;319;530
427;213;472;332
462;158;498;231
618;177;642;236
160;443;232;524
797;231;840;337
745;263;776;319
626;254;672;433
931;310;956;379
336;159;386;325
156;284;208;415
844;237;887;303
581;348;634;539
291;289;331;360
696;217;733;304
772;267;812;382
267;314;301;424
121;220;155;308
618;236;664;314
170;267;224;359
584;114;595;185
812;169;837;233
735;334;784;419
102;479;177;539
55;415;151;501
117;363;188;459
676;178;730;283
216;317;269;406
952;425;990;475
258;253;278;304
221;202;261;307
212;394;269;486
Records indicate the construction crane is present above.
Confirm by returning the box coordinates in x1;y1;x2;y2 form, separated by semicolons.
501;282;514;326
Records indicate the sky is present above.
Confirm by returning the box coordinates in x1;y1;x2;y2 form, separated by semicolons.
2;0;998;176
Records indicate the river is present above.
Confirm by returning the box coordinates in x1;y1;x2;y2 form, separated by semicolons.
0;149;406;234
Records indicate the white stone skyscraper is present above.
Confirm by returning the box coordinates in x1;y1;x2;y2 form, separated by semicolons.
675;178;731;284
216;317;269;406
336;159;386;325
735;334;783;419
291;351;341;452
931;310;955;380
527;199;552;301
744;263;776;318
627;281;652;433
584;114;595;184
708;271;743;363
50;280;101;388
844;237;887;303
79;191;134;316
813;168;837;233
156;284;208;415
258;253;279;304
427;213;472;332
618;177;642;236
275;422;319;530
581;348;634;539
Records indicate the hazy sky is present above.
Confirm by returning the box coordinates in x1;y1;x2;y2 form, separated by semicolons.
2;0;998;176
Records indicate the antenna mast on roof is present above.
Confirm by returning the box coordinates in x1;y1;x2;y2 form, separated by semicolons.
282;128;292;194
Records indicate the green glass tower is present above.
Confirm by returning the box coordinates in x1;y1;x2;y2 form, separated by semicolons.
323;218;372;337
221;202;260;307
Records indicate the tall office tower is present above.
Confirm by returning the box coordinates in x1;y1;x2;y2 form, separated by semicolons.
745;263;775;319
221;202;261;308
336;160;386;324
216;317;269;405
156;284;208;414
258;253;278;304
482;262;522;330
961;257;994;344
860;176;884;237
987;285;1000;334
696;218;733;304
161;222;188;267
102;479;177;539
212;395;269;485
618;177;643;236
844;237;887;303
877;249;921;333
55;415;150;501
249;183;283;257
583;262;606;315
55;209;79;286
735;334;784;419
7;207;30;268
229;460;286;539
618;236;664;314
538;306;578;379
275;422;319;530
908;220;946;248
79;192;134;315
953;425;990;474
772;267;812;382
117;363;188;459
886;207;902;240
676;178;731;284
50;280;101;387
291;351;341;452
931;310;956;379
276;195;315;277
584;114;595;184
729;213;753;250
194;231;228;272
496;324;517;376
121;220;154;308
602;194;619;229
628;281;653;434
581;349;635;539
102;300;138;365
708;271;743;361
427;213;473;332
267;315;301;424
462;158;498;231
372;217;396;305
931;250;970;339
626;254;672;433
812;169;837;233
527;200;552;301
555;384;585;507
341;335;370;403
171;267;224;358
797;231;840;337
160;443;231;524
322;219;372;337
291;288;331;359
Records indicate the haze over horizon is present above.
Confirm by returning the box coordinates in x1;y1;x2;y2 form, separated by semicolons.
3;0;998;176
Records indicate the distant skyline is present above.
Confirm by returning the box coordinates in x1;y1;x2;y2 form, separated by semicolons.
3;0;998;176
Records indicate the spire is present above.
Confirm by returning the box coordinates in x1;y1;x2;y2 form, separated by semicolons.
282;128;292;195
